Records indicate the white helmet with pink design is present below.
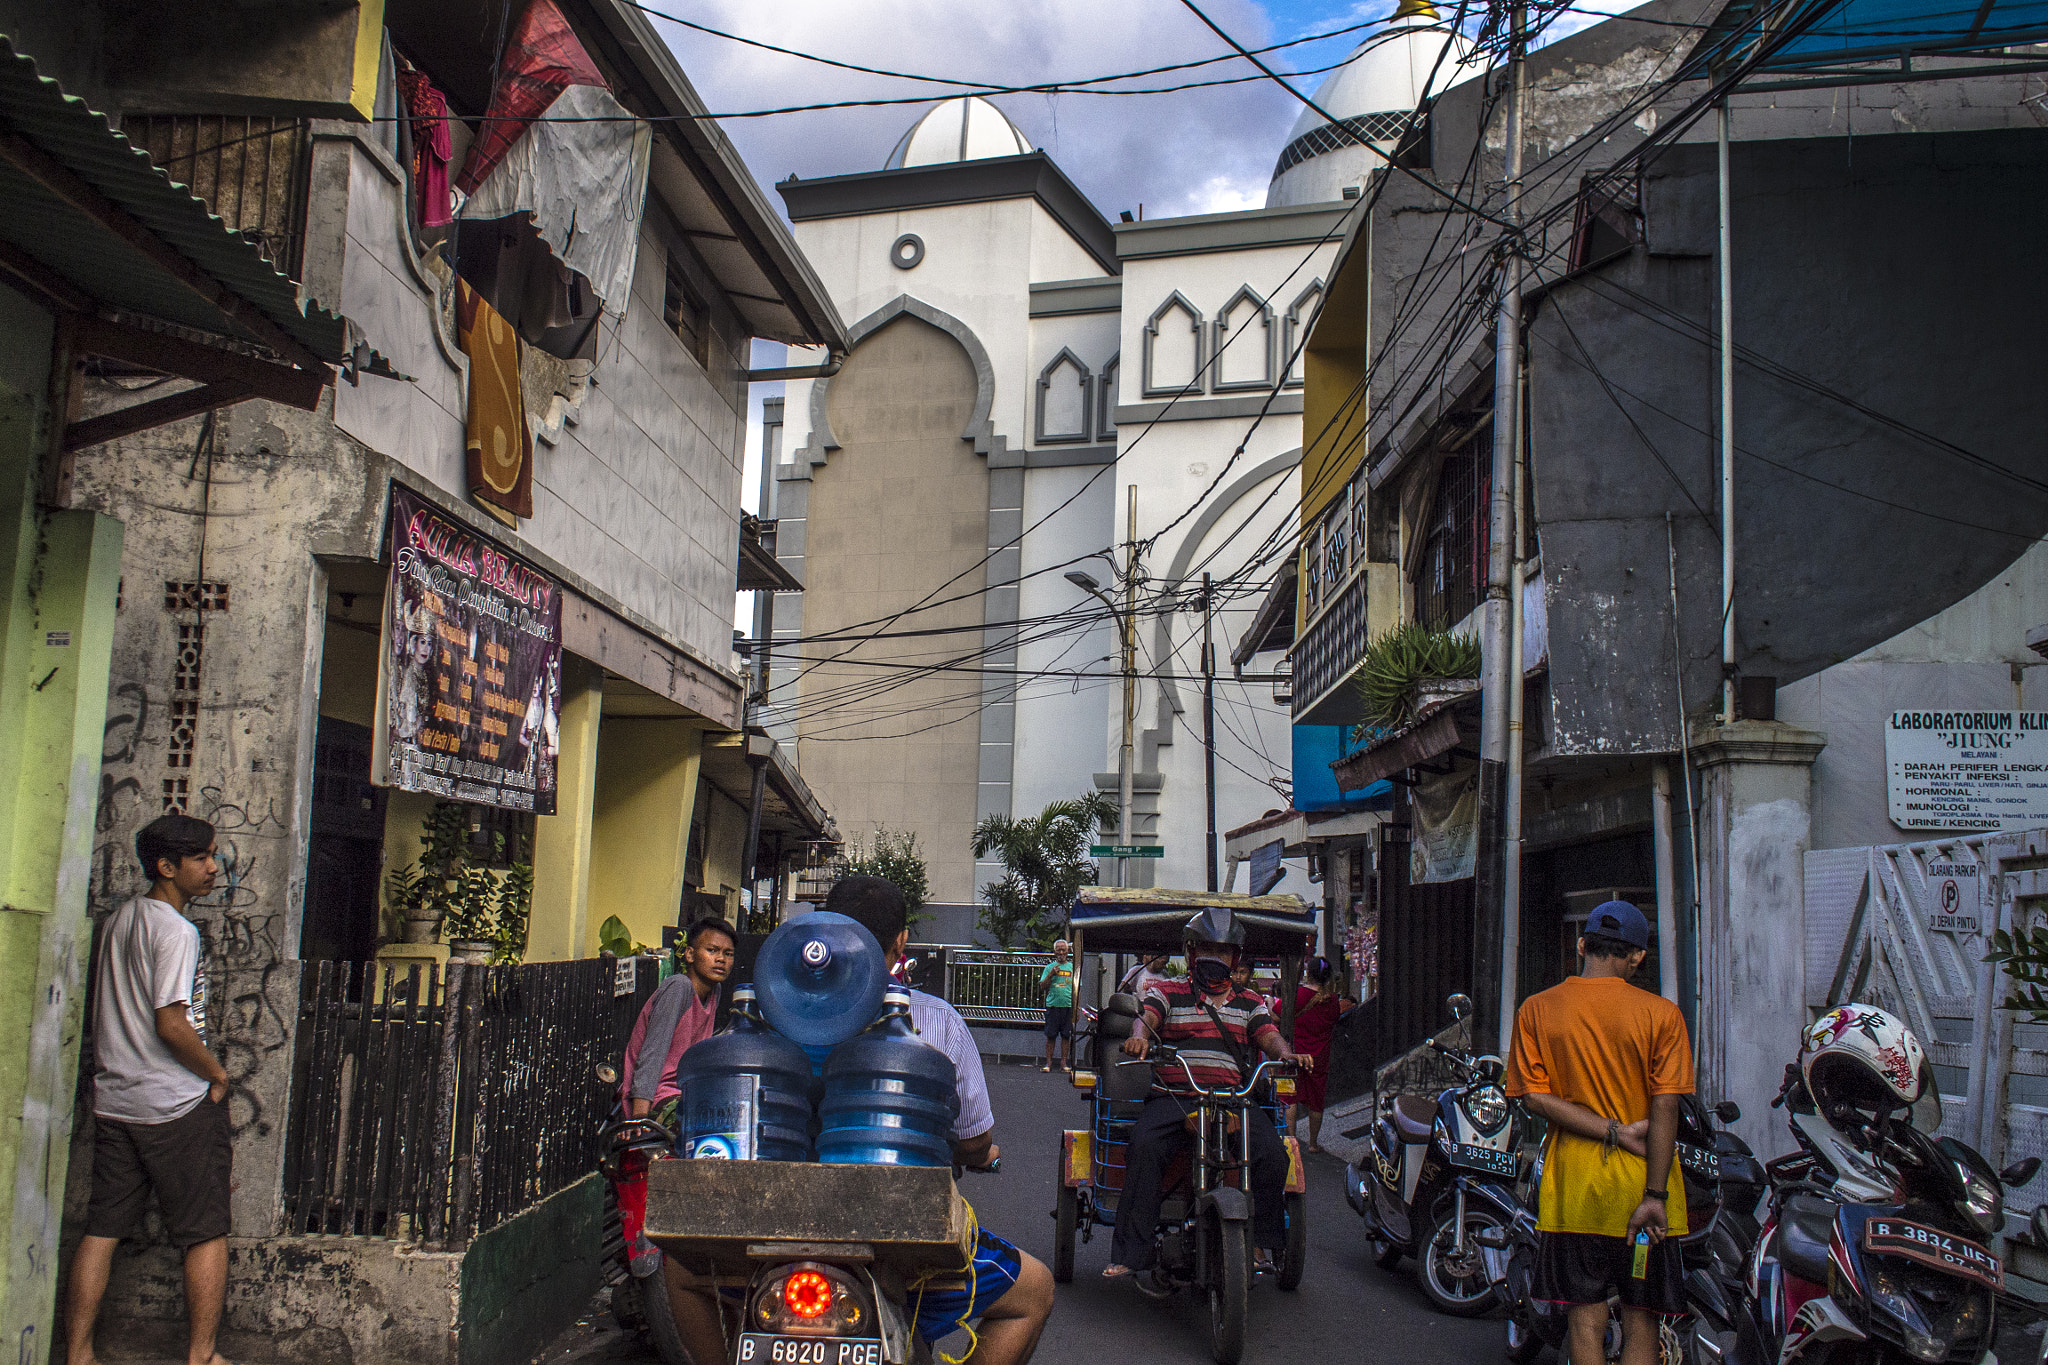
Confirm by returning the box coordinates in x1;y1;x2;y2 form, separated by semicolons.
1800;1003;1934;1123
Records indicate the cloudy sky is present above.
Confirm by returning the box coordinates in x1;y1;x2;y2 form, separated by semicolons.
649;0;1625;225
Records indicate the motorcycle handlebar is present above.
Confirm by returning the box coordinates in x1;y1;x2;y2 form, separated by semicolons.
1115;1047;1296;1100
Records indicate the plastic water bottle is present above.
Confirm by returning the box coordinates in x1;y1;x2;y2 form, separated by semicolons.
753;911;889;1050
675;985;817;1162
816;987;959;1167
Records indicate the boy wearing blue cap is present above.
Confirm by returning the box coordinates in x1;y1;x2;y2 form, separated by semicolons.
1505;900;1695;1365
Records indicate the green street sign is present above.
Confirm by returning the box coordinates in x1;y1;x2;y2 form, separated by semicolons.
1091;845;1165;858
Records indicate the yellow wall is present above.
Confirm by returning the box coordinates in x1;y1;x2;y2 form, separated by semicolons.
699;775;747;920
525;656;603;961
1299;212;1374;622
588;719;702;955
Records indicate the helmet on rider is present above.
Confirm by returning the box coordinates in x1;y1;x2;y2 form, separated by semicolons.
1183;908;1246;993
1800;1003;1934;1126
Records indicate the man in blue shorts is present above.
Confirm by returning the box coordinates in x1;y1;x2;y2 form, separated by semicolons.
829;876;1054;1363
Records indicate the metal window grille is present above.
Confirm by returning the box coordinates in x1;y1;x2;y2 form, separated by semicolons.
1291;572;1370;718
121;115;312;279
1418;452;1486;629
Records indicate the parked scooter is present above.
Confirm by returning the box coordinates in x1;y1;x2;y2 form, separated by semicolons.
1343;992;1524;1316
1497;1094;1761;1365
1730;1004;2039;1365
594;1062;693;1365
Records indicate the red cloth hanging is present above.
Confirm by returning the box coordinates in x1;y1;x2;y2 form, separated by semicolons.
395;67;453;229
455;0;609;196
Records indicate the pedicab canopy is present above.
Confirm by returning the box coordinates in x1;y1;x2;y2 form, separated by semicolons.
1067;887;1316;955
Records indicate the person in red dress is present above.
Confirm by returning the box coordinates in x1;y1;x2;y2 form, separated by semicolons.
1288;957;1356;1153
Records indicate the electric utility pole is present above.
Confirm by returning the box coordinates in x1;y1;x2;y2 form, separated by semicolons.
1203;572;1218;892
1473;0;1528;1053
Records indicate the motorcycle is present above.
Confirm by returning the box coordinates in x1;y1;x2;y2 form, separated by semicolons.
1343;992;1523;1316
1497;1094;1761;1365
1728;1064;2039;1365
594;1061;694;1365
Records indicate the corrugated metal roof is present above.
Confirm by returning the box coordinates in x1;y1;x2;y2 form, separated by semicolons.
1687;0;2048;87
0;35;353;362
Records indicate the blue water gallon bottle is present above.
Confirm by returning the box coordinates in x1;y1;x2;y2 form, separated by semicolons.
675;985;817;1162
753;912;890;1058
816;987;960;1167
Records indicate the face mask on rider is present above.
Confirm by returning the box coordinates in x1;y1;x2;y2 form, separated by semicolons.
1191;955;1234;992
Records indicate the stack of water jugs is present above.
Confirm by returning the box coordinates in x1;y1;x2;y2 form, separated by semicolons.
673;912;958;1167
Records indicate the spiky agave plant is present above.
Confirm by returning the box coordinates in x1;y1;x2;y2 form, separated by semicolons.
1351;622;1482;739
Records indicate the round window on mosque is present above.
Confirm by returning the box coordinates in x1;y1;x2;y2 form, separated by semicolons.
890;233;925;270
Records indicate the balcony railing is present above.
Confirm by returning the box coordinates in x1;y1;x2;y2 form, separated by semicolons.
1292;572;1370;721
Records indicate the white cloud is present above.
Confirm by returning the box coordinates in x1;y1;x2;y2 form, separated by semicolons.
649;0;1303;222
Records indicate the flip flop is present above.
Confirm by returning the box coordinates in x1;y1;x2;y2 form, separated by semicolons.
1103;1264;1135;1279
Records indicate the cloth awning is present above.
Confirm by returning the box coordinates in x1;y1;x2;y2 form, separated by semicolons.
0;38;357;370
1686;0;2048;88
455;0;650;334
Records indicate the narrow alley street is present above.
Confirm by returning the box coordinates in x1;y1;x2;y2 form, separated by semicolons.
533;1063;1501;1365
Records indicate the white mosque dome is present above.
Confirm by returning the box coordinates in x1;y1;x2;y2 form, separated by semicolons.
1266;1;1484;207
885;97;1034;169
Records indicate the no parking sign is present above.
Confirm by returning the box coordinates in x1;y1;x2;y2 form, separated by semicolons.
1927;859;1981;933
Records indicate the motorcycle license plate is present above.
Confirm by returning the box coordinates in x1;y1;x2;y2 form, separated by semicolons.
735;1335;884;1365
1862;1218;2002;1290
1451;1142;1517;1176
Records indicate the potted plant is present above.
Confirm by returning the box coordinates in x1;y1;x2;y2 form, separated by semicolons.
384;803;534;963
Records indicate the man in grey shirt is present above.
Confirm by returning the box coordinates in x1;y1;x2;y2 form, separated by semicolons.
67;814;232;1365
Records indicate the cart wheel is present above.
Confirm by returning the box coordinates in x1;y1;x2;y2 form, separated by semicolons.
1053;1183;1078;1283
1278;1190;1308;1291
1206;1212;1249;1365
631;1256;695;1365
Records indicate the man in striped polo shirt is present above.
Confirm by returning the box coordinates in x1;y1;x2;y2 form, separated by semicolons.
1105;909;1311;1289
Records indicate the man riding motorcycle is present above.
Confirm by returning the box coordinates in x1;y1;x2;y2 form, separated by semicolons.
1107;907;1313;1290
662;876;1052;1363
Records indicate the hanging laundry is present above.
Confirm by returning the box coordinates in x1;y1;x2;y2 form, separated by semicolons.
394;65;452;230
455;277;533;522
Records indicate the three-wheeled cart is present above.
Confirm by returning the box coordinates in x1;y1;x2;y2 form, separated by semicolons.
1052;888;1316;1364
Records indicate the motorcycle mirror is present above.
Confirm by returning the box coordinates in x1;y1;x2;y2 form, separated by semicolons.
594;1062;618;1086
1447;992;1474;1022
1714;1100;1742;1124
2001;1157;2041;1188
2032;1204;2048;1248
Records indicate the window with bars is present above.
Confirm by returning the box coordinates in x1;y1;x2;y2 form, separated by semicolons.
1416;452;1488;630
120;116;312;279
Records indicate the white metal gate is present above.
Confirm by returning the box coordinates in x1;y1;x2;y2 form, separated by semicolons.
1805;829;2048;1185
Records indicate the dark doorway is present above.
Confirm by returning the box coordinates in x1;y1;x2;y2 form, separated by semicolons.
1517;832;1656;1003
301;715;386;964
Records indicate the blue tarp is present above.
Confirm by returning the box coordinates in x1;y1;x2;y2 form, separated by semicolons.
1293;724;1393;814
1690;0;2048;84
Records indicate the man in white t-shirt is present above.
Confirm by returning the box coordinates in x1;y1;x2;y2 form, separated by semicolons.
66;814;231;1365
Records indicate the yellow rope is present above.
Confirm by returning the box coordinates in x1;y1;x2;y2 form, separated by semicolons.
909;1194;982;1364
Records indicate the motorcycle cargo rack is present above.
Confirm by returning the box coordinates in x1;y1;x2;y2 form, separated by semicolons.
643;1159;974;1275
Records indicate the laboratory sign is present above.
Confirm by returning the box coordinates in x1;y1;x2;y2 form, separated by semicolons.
385;485;561;813
1885;710;2048;831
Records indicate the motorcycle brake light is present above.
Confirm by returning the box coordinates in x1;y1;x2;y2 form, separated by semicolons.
784;1270;834;1319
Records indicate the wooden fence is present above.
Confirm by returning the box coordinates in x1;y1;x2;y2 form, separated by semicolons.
282;956;655;1246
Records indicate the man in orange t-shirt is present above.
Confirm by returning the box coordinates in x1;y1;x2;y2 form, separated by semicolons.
1506;900;1695;1365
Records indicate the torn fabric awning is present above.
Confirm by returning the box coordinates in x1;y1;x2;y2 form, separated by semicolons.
455;0;651;345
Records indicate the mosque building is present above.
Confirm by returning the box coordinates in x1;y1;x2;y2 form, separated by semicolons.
759;6;1477;933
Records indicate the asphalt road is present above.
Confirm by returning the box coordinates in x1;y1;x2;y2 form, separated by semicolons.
540;1061;1507;1365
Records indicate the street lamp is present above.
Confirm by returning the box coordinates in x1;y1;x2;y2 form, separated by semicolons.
1068;557;1136;887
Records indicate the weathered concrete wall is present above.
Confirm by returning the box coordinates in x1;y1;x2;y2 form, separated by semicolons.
1693;721;1825;1156
76;1148;602;1365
